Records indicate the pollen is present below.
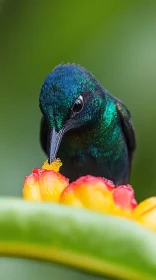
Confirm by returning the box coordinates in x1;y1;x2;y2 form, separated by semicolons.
42;158;62;172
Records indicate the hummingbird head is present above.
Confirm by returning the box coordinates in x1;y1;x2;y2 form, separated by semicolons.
39;63;105;163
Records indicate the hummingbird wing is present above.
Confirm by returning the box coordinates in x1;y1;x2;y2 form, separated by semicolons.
115;100;136;165
40;116;49;156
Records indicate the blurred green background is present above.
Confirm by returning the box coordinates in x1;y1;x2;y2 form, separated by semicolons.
0;0;156;279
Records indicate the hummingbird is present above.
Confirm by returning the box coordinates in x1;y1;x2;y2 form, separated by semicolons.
39;63;136;185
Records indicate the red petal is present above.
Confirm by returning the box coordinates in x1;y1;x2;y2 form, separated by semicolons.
113;184;137;210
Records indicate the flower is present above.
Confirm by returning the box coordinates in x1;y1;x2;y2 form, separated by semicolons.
23;167;69;202
23;158;138;219
60;177;138;218
132;197;156;231
60;175;115;213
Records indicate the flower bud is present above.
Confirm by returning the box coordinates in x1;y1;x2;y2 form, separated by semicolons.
60;175;115;213
23;168;69;202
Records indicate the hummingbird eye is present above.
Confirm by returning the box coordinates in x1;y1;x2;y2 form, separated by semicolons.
72;95;84;114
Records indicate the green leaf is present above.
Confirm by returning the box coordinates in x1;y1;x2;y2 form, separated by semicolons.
0;198;155;280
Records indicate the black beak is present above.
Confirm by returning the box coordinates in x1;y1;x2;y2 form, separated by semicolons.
48;127;64;164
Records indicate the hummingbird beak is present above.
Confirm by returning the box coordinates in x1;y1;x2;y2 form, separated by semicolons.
48;127;64;164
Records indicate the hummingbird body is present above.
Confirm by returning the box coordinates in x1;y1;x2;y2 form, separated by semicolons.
39;64;136;185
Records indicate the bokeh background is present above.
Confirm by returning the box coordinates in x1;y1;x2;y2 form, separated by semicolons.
0;0;156;279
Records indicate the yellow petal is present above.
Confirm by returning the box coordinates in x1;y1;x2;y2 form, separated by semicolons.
111;205;132;219
39;170;69;202
23;173;42;201
132;197;156;231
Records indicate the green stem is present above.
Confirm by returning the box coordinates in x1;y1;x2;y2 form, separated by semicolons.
0;198;155;280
